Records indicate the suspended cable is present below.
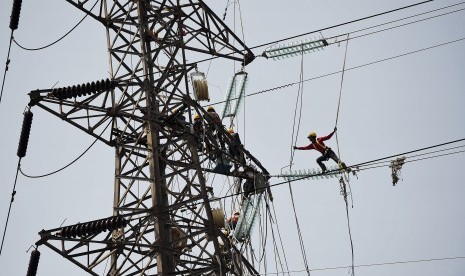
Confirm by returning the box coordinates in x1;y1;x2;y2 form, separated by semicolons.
250;0;435;50
31;138;465;236
269;201;291;276
208;36;465;107
0;31;14;106
12;0;98;51
331;33;355;276
340;1;465;39
340;6;465;44
286;50;311;275
339;177;355;276
334;33;349;128
258;255;465;275
193;0;436;65
19;120;111;178
0;159;21;256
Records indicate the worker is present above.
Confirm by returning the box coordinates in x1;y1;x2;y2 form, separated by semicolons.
206;106;225;151
207;106;221;125
293;127;350;173
227;211;240;229
193;113;205;150
227;128;245;163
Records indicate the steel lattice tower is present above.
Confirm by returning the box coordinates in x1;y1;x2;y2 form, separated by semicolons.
27;0;270;275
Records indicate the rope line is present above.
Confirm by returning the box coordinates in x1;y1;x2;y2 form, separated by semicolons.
12;0;98;51
286;50;311;275
332;33;355;276
334;33;349;128
0;159;21;256
269;202;291;276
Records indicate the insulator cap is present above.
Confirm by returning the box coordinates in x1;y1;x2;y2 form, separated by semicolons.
9;0;22;30
26;249;40;276
17;110;33;158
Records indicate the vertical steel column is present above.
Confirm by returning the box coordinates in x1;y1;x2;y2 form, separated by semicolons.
136;0;173;274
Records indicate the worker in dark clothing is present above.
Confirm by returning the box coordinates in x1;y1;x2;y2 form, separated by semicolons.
207;106;221;125
293;127;350;173
193;113;205;150
227;128;245;163
206;106;225;151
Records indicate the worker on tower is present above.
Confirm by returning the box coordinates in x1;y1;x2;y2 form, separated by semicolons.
207;106;221;125
228;128;245;163
293;127;350;173
227;211;240;229
206;106;225;150
193;113;205;150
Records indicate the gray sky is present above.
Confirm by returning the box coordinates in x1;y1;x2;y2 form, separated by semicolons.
1;0;464;275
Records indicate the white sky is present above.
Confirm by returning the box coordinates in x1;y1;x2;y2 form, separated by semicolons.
1;0;464;275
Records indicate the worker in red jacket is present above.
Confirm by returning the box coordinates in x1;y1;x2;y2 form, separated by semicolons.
293;127;349;173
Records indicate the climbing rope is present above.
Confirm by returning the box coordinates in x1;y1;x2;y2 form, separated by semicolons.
333;33;356;276
287;49;311;276
269;201;291;276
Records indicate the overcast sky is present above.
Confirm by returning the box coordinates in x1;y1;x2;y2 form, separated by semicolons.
1;0;464;275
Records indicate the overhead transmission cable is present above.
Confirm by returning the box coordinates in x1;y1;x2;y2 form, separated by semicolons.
250;0;435;50
0;108;32;256
12;0;99;51
334;3;465;43
1;0;23;106
77;138;465;227
209;36;465;107
192;0;436;65
258;255;465;275
19;119;112;178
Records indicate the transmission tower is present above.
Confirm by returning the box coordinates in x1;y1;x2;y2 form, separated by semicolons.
26;0;270;275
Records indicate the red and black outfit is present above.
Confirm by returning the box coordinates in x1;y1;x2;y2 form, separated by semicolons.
295;130;347;172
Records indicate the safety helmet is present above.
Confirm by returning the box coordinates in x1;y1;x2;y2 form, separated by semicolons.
194;114;200;120
307;131;317;138
228;128;234;134
207;106;215;112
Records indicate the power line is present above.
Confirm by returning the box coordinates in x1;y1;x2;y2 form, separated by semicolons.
208;36;465;107
12;0;98;51
193;0;436;65
249;0;436;50
259;255;465;275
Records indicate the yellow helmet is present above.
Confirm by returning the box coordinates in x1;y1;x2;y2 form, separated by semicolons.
307;131;317;138
194;114;200;120
228;128;234;134
207;106;215;112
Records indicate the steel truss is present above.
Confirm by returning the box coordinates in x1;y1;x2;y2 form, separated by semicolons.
28;0;268;275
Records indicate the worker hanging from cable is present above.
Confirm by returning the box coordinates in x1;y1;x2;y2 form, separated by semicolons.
293;127;350;173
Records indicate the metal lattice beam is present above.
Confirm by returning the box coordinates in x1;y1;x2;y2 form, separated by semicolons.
30;1;266;275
